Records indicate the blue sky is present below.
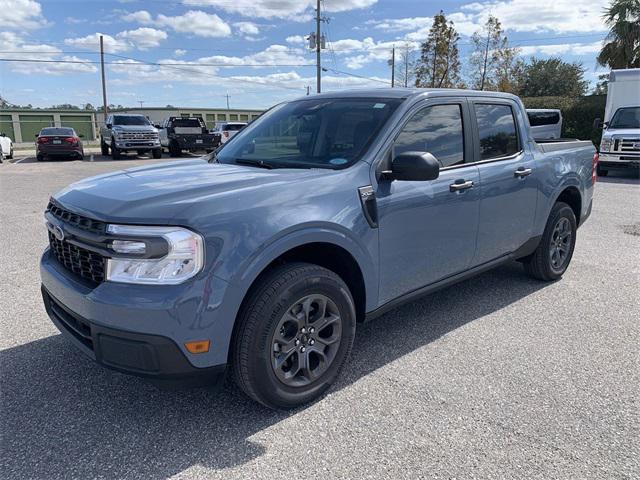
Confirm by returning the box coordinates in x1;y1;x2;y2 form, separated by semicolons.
1;0;611;109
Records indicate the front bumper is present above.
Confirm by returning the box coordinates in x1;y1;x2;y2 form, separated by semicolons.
42;286;225;387
599;153;640;169
40;248;241;386
114;139;161;150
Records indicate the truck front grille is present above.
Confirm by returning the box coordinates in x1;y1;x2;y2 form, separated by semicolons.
47;201;106;235
49;232;106;284
614;138;640;153
119;132;157;141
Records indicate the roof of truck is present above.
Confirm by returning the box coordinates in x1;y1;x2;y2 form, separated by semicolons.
306;88;520;101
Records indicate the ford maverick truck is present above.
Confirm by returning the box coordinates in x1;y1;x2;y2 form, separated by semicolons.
41;89;597;409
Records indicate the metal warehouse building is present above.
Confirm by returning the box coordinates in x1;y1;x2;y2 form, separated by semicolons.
1;107;264;145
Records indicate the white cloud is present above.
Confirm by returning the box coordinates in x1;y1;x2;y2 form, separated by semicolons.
118;27;168;49
174;49;187;57
286;35;306;45
64;32;132;53
181;0;376;20
124;10;231;37
234;21;260;36
0;0;48;30
0;31;97;75
122;10;153;24
519;41;603;56
460;0;609;33
64;28;168;53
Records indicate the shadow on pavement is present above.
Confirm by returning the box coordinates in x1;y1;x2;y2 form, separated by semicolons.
1;262;549;478
598;169;640;185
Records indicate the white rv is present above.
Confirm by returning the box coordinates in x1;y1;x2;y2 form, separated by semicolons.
598;68;640;176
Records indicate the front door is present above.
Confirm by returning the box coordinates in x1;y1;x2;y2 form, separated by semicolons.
376;100;481;306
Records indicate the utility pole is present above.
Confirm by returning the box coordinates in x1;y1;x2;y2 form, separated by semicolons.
100;35;108;120
404;44;409;87
391;46;395;88
138;100;144;108
225;93;230;110
306;86;310;96
316;0;321;93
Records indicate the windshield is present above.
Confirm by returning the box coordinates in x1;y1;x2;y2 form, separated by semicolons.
113;115;150;126
215;97;404;169
40;127;74;136
609;107;640;129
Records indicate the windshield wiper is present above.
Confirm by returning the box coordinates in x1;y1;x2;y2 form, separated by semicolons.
234;158;274;169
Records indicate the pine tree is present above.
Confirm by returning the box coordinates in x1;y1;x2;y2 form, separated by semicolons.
415;11;461;88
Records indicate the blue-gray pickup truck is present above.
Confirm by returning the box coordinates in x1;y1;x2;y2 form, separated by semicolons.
41;89;597;409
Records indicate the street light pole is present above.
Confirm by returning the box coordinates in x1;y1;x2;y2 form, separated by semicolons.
100;35;108;120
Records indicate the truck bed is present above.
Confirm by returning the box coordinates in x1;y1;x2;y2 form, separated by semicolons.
536;139;594;153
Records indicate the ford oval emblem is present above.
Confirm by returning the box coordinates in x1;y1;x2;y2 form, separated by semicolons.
633;142;640;149
53;225;65;241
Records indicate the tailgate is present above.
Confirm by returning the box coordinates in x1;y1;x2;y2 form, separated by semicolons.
174;127;203;135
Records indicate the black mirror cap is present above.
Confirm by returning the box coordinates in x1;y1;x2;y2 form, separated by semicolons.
592;118;602;130
390;151;440;181
154;124;161;129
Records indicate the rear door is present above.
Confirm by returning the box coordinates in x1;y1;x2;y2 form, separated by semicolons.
376;98;481;305
471;100;538;265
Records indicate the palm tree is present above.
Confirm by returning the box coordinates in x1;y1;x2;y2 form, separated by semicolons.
597;0;640;69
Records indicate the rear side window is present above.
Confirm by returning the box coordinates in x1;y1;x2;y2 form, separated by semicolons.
527;111;560;126
394;104;464;168
225;124;245;131
475;104;519;160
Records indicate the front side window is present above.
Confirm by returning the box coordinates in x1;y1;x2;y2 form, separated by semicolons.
215;97;403;169
475;104;519;160
394;104;464;168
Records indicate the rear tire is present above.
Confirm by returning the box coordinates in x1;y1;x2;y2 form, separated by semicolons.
523;202;577;281
7;146;13;159
36;154;44;162
232;262;356;409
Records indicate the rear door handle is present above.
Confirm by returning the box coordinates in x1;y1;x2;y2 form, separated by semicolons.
449;180;474;192
514;167;532;178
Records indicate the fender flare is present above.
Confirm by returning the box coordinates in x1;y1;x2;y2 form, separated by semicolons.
229;223;379;312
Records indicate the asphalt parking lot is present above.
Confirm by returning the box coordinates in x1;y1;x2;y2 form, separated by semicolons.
1;156;639;479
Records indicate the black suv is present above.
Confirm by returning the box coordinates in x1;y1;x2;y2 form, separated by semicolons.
158;117;217;156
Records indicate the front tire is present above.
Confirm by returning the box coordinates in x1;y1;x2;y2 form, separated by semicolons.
111;138;121;160
523;202;577;281
152;148;162;159
232;263;356;409
100;137;109;156
7;146;13;160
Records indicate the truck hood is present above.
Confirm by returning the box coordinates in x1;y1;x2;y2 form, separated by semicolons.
53;159;340;223
602;128;640;138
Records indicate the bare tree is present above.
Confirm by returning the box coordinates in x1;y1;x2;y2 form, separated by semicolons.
415;11;461;88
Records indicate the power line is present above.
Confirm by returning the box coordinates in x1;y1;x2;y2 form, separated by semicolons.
322;67;391;85
0;57;313;67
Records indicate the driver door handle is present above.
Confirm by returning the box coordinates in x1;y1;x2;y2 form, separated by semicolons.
514;167;533;178
449;180;474;192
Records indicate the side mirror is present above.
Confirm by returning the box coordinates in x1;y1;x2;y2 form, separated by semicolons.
154;124;160;129
35;133;39;138
386;152;440;181
592;118;602;130
603;121;609;130
106;123;112;129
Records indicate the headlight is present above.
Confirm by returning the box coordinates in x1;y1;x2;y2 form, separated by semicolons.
600;138;612;152
106;225;204;285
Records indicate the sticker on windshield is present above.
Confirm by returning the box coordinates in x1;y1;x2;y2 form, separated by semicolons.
373;103;386;109
329;158;348;165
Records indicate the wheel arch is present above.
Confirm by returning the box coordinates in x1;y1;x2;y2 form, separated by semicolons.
554;185;582;225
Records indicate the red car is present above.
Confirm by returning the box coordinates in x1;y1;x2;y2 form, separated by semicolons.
36;127;84;161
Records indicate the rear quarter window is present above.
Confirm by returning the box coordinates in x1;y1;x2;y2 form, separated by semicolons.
527;111;560;126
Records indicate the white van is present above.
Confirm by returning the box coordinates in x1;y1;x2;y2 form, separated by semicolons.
598;68;640;176
526;109;562;140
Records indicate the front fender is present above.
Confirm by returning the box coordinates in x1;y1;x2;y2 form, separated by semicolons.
230;223;379;312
